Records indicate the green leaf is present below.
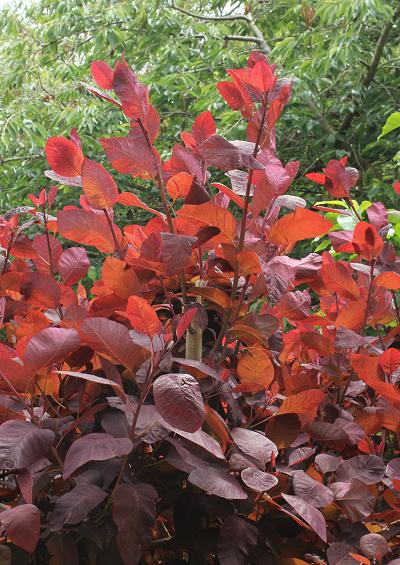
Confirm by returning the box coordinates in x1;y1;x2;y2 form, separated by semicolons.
378;112;400;140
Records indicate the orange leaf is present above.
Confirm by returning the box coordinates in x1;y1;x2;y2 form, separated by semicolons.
352;222;383;261
335;300;365;331
351;353;400;410
81;158;119;209
237;346;274;389
102;256;141;298
320;251;360;300
117;192;165;220
374;271;400;290
236;251;262;276
188;287;233;310
166;172;193;202
117;296;161;337
211;182;245;208
177;202;237;243
269;208;333;246
278;389;324;423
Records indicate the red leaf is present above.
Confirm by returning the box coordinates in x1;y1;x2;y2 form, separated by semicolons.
58;208;122;253
45;137;84;177
23;328;80;376
320;251;360;300
58;247;90;286
191;111;216;145
100;136;160;179
269;208;333;246
117;296;161;337
0;504;40;553
112;58;149;120
81;158;119;209
153;373;206;432
80;317;145;372
90;60;114;90
394;181;400;195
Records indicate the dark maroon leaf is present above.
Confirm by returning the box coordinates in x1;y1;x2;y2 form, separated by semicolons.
335;455;385;485
113;482;157;565
359;533;388;560
241;468;278;492
281;493;327;542
192;225;220;248
231;428;277;469
217;516;258;565
0;504;40;553
0;420;54;469
49;484;107;530
188;466;247;500
0;545;11;565
331;479;375;522
63;433;132;478
100;136;160;179
46;533;79;565
198;135;264;171
153;373;205;432
292;470;333;507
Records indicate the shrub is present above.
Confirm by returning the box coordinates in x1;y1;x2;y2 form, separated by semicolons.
0;52;399;565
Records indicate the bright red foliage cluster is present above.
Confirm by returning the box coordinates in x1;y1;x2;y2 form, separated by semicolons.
0;52;399;565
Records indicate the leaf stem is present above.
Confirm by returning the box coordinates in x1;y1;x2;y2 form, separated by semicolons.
103;208;124;259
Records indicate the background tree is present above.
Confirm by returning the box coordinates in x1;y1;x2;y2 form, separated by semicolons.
1;0;399;213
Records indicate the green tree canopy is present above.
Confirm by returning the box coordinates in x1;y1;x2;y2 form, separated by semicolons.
1;0;399;212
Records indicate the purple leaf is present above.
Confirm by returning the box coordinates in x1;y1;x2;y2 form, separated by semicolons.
331;479;375;522
23;327;80;376
113;482;158;565
335;455;385;485
173;429;225;461
282;493;327;542
292;470;333;507
217;516;258;565
198;135;264;171
63;433;132;478
359;533;389;560
153;373;205;432
58;247;90;286
315;453;343;474
49;485;107;530
241;468;278;493
188;466;247;500
0;504;40;553
0;420;54;469
160;232;196;274
231;428;277;469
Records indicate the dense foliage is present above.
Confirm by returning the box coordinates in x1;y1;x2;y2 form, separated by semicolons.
1;0;400;212
0;50;399;565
